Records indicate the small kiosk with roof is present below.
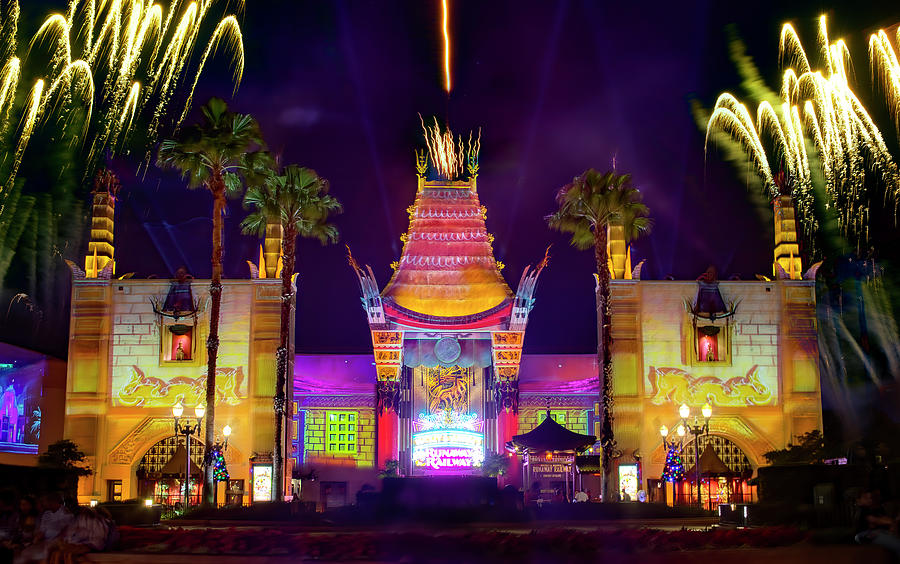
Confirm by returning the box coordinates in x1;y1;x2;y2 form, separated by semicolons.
684;444;752;509
506;411;596;502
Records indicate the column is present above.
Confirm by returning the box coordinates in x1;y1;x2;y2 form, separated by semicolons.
491;331;524;484
773;195;803;280
84;182;117;278
372;330;403;468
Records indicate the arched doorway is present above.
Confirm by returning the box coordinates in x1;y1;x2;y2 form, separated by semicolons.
136;435;204;507
678;434;754;508
682;434;753;474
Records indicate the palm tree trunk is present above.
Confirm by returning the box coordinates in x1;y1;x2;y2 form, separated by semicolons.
273;227;296;502
204;175;225;507
594;224;615;502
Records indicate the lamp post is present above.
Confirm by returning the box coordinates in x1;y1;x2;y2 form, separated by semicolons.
212;424;232;506
659;423;686;450
172;402;205;511
679;403;712;510
660;423;686;503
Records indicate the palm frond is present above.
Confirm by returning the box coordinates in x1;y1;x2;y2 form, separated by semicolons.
547;168;651;250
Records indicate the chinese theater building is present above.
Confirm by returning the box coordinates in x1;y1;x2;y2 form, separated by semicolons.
61;134;822;509
347;129;549;480
217;130;826;508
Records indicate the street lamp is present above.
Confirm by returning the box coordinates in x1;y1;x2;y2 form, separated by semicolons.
660;424;686;451
679;402;712;510
172;402;204;511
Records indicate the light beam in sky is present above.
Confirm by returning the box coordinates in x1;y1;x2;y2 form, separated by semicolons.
441;0;451;93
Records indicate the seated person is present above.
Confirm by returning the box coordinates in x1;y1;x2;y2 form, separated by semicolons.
855;489;900;558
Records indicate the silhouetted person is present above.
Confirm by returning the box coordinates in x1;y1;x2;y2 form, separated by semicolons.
855;490;900;558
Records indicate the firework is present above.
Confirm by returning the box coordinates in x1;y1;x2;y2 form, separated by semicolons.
706;15;900;250
0;0;245;193
419;115;480;180
870;28;900;133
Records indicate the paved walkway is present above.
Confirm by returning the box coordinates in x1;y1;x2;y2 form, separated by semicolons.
165;516;719;531
83;545;892;564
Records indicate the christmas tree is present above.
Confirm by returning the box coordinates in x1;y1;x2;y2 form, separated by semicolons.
208;445;229;483
661;443;684;482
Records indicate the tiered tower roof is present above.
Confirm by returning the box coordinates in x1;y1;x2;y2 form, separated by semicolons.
381;177;513;327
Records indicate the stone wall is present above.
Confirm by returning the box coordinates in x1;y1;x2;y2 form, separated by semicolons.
66;278;284;503
609;279;822;486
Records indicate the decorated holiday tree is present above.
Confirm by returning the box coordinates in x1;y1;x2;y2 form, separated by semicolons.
661;443;684;482
208;445;229;483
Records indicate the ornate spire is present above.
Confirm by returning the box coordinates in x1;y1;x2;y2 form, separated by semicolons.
84;169;119;278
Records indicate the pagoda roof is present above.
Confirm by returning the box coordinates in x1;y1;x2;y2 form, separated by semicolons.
686;445;736;478
381;179;513;321
506;411;597;454
158;444;202;478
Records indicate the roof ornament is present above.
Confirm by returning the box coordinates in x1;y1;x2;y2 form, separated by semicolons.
415;149;428;178
510;245;551;331
150;268;201;322
685;266;739;328
346;245;387;328
418;114;481;181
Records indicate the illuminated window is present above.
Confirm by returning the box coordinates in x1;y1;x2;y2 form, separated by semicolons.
618;463;638;501
692;324;730;365
325;411;357;454
539;410;567;426
698;332;718;362
160;322;200;365
170;328;193;361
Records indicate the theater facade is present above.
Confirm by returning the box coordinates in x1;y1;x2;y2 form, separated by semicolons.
62;131;822;508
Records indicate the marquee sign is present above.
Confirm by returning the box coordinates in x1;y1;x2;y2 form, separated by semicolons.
412;412;484;472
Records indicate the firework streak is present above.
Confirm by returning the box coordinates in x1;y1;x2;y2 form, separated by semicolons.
706;15;900;248
0;0;244;192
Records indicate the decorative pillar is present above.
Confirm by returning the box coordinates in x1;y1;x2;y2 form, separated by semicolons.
773;195;802;280
492;331;524;482
262;222;282;279
372;330;403;468
84;170;119;278
607;221;631;280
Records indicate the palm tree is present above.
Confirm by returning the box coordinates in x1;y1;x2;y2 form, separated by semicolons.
157;98;269;506
546;169;650;502
242;165;341;501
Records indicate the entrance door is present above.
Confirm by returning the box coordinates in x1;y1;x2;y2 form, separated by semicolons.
225;479;244;506
106;480;123;502
320;481;347;509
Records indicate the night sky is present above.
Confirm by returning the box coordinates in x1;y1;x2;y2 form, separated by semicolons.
30;1;899;354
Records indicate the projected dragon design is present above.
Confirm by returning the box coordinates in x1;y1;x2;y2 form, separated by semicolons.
115;365;245;407
648;365;773;407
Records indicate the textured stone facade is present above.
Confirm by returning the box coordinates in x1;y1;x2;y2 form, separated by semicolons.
66;277;286;503
609;279;822;485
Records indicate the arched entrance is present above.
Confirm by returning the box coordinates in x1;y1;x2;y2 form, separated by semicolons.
136;435;204;507
676;434;754;508
682;434;753;475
